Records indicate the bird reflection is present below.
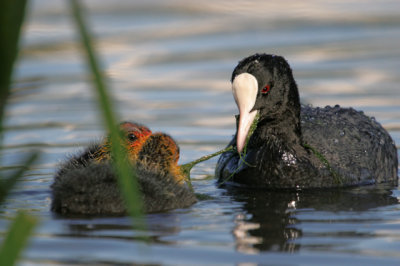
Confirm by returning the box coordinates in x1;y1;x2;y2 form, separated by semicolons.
233;213;262;254
224;183;398;254
61;213;183;245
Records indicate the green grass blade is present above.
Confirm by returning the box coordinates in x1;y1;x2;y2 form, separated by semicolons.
0;1;39;266
0;211;38;266
0;152;39;204
0;0;28;130
69;0;145;225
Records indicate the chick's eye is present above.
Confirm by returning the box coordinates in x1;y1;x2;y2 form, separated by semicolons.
261;84;271;94
128;133;137;141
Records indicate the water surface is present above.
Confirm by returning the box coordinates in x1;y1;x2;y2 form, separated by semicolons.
1;0;400;265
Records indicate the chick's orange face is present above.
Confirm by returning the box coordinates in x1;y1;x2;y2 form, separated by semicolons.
121;122;152;161
94;122;152;162
136;132;184;183
158;135;184;183
155;133;180;164
123;124;185;183
95;122;185;184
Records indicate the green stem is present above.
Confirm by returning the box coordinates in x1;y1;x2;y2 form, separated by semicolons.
180;145;234;183
303;143;343;185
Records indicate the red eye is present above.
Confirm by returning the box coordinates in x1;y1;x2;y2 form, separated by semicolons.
262;84;270;94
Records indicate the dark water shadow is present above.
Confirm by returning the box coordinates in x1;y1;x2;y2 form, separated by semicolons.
51;211;185;246
222;183;399;254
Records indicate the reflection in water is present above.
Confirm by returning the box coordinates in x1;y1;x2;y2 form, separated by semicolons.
226;184;398;254
233;213;262;254
60;213;183;245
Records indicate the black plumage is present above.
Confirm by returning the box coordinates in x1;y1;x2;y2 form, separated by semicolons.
216;54;398;189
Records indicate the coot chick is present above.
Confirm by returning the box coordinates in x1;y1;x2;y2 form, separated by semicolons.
216;54;398;189
51;122;197;215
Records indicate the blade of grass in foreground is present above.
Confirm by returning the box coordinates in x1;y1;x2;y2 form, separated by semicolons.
0;153;39;203
0;212;38;266
0;0;40;265
69;0;145;228
0;0;27;125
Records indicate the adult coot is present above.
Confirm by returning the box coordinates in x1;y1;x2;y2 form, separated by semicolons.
216;54;398;189
51;122;197;215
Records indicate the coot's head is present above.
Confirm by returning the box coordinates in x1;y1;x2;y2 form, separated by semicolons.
138;132;185;183
230;54;300;152
120;121;153;160
96;122;184;182
95;122;153;162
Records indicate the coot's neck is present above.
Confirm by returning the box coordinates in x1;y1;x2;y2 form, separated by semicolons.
249;102;303;150
261;110;301;143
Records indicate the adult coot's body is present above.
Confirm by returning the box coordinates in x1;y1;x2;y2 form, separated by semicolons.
52;122;196;215
216;54;398;189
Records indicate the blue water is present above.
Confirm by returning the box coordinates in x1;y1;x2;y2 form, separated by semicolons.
1;0;400;264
